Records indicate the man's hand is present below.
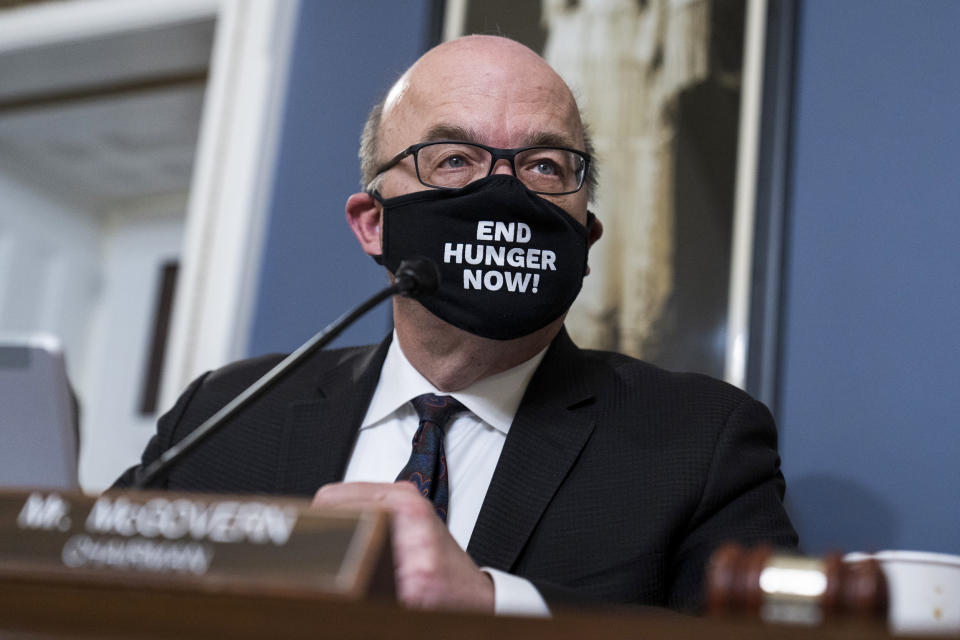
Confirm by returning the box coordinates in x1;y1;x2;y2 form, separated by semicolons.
311;481;495;612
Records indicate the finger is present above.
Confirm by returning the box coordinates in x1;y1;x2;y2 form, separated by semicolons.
311;480;424;511
311;490;388;512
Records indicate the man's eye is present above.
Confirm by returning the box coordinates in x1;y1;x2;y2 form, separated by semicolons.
534;160;558;176
440;154;469;169
525;158;567;180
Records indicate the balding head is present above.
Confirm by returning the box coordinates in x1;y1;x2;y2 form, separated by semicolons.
345;35;603;380
359;36;596;199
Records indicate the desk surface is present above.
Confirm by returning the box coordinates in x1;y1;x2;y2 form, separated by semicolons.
0;572;922;640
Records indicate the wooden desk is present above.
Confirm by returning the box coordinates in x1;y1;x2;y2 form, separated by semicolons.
0;489;939;639
0;571;909;640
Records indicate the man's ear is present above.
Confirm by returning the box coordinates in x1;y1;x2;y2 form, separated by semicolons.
346;192;383;256
585;212;603;276
587;212;603;249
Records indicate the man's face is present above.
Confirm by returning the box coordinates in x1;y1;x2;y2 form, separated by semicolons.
374;38;590;226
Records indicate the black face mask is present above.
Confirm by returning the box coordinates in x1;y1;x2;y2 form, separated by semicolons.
373;175;592;340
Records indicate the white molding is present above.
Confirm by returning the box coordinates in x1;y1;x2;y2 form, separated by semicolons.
160;0;300;408
0;0;301;410
0;0;219;52
443;0;468;41
725;0;768;388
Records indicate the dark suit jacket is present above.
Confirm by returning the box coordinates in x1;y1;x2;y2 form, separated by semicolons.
116;330;797;611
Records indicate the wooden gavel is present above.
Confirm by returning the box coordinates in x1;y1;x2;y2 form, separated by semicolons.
706;543;888;624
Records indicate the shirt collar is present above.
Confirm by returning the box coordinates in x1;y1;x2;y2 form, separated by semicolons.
361;331;547;435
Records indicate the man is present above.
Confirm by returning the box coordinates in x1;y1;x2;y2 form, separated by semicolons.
117;36;796;614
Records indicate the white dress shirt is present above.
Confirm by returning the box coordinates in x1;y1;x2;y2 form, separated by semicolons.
342;332;550;616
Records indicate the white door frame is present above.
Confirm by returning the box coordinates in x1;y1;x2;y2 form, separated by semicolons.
0;0;301;410
725;0;768;389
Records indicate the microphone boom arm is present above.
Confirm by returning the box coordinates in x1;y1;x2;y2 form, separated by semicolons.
132;258;438;489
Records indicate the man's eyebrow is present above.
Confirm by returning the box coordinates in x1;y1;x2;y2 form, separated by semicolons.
421;125;580;151
422;124;477;142
520;131;579;149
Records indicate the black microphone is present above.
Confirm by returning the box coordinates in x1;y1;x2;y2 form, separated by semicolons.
132;257;440;489
394;256;440;298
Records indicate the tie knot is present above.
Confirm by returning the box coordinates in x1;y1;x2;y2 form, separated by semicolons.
410;393;465;430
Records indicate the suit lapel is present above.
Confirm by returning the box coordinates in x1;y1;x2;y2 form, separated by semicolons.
467;330;604;570
276;335;391;495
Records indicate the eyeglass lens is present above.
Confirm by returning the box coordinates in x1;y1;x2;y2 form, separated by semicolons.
415;143;584;194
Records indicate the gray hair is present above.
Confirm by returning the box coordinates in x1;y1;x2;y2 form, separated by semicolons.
359;98;386;192
358;96;599;200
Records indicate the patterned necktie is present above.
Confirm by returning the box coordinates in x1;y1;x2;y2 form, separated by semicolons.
395;393;464;523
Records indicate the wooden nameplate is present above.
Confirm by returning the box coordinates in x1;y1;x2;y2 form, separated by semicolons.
0;488;393;601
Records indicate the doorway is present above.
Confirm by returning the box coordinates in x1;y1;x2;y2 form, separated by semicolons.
0;0;298;489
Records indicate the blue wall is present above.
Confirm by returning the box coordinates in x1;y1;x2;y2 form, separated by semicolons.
247;1;435;355
778;0;960;554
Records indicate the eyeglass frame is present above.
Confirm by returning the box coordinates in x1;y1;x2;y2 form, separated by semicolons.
368;140;592;196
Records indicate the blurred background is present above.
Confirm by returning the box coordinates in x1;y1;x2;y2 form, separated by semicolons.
0;0;956;558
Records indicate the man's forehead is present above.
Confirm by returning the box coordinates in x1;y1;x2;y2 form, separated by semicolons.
379;36;583;152
382;104;584;156
420;124;581;150
380;79;583;153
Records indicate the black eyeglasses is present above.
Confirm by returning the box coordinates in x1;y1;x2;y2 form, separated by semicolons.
370;140;590;195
